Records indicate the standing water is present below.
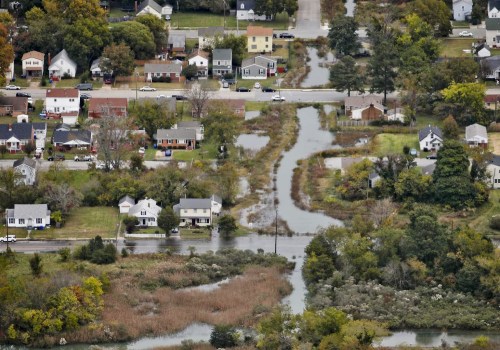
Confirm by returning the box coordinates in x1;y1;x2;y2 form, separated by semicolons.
301;47;335;88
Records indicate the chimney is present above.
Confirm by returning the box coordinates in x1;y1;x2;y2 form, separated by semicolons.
8;124;12;131
48;52;51;65
135;0;138;14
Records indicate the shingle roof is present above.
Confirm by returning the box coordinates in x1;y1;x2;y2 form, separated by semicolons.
198;26;224;37
491;154;500;166
0;96;28;111
10;204;49;220
486;18;500;30
13;157;36;168
490;0;500;11
32;123;47;132
156;128;196;140
128;198;161;216
53;130;91;144
49;49;76;68
21;51;44;61
188;49;209;60
418;126;443;142
247;26;273;36
119;195;135;206
242;57;266;68
138;0;162;14
465;123;488;140
178;198;212;209
144;63;182;74
89;98;128;113
0;123;33;140
213;48;232;61
46;88;79;98
168;34;186;48
345;94;383;109
237;0;256;10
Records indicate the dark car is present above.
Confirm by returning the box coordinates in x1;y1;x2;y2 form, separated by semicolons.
75;83;93;91
16;92;31;97
172;94;188;100
279;33;295;39
80;93;91;100
262;87;276;92
47;154;65;161
223;78;236;85
236;87;250;92
426;153;437;160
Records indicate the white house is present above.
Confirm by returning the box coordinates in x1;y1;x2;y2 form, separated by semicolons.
210;194;222;215
465;123;488;148
474;43;491;58
118;195;135;214
198;27;224;49
6;204;51;228
13;157;37;186
418;125;443;152
489;0;500;17
45;89;80;114
173;198;213;227
386;108;406;123
236;0;268;20
187;50;209;78
128;198;162;227
137;0;171;19
485;18;500;47
21;51;44;77
48;49;77;78
487;155;500;188
453;0;472;21
90;58;103;77
5;60;14;81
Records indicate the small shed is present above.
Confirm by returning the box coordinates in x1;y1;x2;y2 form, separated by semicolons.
119;195;135;214
17;114;29;123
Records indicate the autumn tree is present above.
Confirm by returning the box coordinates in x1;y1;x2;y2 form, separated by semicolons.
410;0;452;37
441;82;487;126
327;16;361;57
0;23;14;87
93;116;133;171
100;43;135;78
131;99;177;141
215;162;239;204
329;55;365;97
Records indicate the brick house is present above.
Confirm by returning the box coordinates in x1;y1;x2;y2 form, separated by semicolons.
88;98;128;119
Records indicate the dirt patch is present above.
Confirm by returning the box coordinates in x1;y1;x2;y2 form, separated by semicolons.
489;132;500;154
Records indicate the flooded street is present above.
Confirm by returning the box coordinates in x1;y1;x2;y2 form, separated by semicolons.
301;47;335;88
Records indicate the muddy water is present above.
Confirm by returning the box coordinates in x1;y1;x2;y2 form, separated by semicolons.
345;0;355;17
235;134;270;151
301;47;335;88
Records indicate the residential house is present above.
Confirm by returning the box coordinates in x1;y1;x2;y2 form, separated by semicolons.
156;128;196;149
144;62;182;82
118;195;135;214
344;94;383;113
484;94;500;109
0;96;28;116
173;121;204;141
486;18;500;47
487;155;500;188
465;123;488;148
236;0;268;20
418;125;443;152
198;27;224;49
13;157;37;186
168;34;186;58
247;26;273;53
33;122;48;148
45;88;80;114
21;51;44;77
53;129;92;150
351;103;385;120
453;0;472;21
386;108;405;123
474;43;491;58
90;58;104;77
173;198;214;227
48;49;77;78
5;60;13;81
6;204;51;229
0;123;34;153
128;198;162;227
489;0;500;17
136;0;162;18
138;96;176;115
481;55;500;79
187;50;209;78
88;98;128;119
212;49;232;76
210;194;222;215
241;55;277;79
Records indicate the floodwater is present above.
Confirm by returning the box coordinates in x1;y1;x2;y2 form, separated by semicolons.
345;0;356;17
235;134;270;151
245;110;260;120
301;47;335;88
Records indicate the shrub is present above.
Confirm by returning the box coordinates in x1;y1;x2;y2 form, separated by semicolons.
29;253;43;276
121;247;129;257
58;247;71;262
210;324;238;348
62;72;72;79
79;71;90;83
40;77;48;87
123;215;139;233
489;215;500;230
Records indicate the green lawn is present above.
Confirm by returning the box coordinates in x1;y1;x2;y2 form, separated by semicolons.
245;101;267;111
170;12;289;30
415;114;444;129
451;21;471;28
172;142;218;161
372;133;419;157
440;38;475;58
466;190;500;238
55;79;103;89
234;76;278;90
32;207;120;239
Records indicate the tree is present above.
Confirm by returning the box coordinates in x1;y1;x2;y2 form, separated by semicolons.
394;168;432;202
29;253;43;277
0;168;22;209
213;34;247;66
411;0;452;37
329;55;365;97
441;82;487;125
254;0;297;18
122;215;139;233
442;115;460;139
0;23;14;87
215;162;239;204
100;43;135;78
132;99;176;141
367;39;398;105
24;142;36;157
42;182;83;215
187;83;212;119
210;325;238;348
110;21;156;59
129;153;145;173
93;116;133;171
336;158;373;200
135;14;168;54
143;165;187;206
327;16;361;57
205;101;241;147
0;145;7;158
182;64;198;81
157;207;180;236
256;306;298;350
218;214;237;238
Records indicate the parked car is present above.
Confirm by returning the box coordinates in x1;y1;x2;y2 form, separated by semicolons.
39;110;47;119
171;227;179;234
222;80;229;88
426;153;437;160
272;94;286;101
140;85;156;91
410;148;418;156
172;94;188;100
262;87;276;92
156;94;171;99
236;87;250;92
16;92;31;97
459;31;473;37
224;78;236;85
165;14;171;21
80;93;91;100
0;235;16;243
48;154;65;161
5;85;21;90
104;77;114;84
74;155;92;161
279;33;295;39
75;83;93;90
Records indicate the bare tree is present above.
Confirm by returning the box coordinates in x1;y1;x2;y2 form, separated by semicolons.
370;198;396;227
186;83;212;118
43;182;82;215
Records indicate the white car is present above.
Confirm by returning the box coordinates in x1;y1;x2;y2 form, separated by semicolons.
5;85;21;90
0;235;16;243
458;31;473;37
140;86;156;91
272;95;286;102
254;82;261;89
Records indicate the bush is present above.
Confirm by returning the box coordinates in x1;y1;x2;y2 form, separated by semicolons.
40;77;48;87
62;72;72;79
29;253;43;276
123;215;139;233
210;324;238;348
74;236;117;265
489;215;500;230
121;247;129;257
79;71;90;83
58;247;71;262
151;76;171;83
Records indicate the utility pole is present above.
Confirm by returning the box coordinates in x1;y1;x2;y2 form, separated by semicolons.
274;207;278;254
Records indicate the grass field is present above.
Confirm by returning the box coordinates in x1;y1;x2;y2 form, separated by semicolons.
55;79;103;89
169;12;289;30
372;133;419;157
172;142;218;161
32;207;120;239
440;38;475;58
245;101;267;111
489;132;500;153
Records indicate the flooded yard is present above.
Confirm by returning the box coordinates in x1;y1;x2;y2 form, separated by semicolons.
301;47;335;88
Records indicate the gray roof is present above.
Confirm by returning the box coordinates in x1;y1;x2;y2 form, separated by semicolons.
32;123;47;132
465;123;488;140
178;121;202;128
490;0;500;11
13;157;36;169
418;126;443;142
242;57;265;68
198;26;224;37
491;155;500;166
168;34;186;48
53;130;92;144
237;0;256;9
144;63;182;74
211;194;222;204
486;18;500;30
178;198;212;209
9;204;49;220
0;123;32;140
213;48;232;61
119;195;135;206
138;0;162;14
157;128;196;140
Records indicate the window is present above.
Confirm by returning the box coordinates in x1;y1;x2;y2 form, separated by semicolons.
8;218;14;224
140;210;146;215
36;218;42;224
54;99;57;102
252;37;256;42
265;45;268;49
194;209;197;213
259;69;265;74
69;98;74;102
217;60;221;65
251;45;257;49
203;209;207;213
265;37;268;42
184;209;188;213
19;219;25;225
244;69;250;74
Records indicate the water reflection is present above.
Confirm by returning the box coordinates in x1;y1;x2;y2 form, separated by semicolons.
302;47;334;88
235;134;270;151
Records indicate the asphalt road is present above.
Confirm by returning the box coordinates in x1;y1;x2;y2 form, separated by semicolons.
296;0;321;31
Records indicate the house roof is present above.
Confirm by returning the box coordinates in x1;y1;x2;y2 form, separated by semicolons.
188;49;209;60
213;48;232;61
481;55;500;72
13;157;36;169
91;58;101;71
53;130;92;144
138;0;162;14
157;128;196;140
49;49;76;69
237;0;256;10
453;0;472;4
198;26;224;37
0;123;33;140
46;88;79;98
89;98;128;113
144;63;182;74
21;51;44;61
247;26;273;36
490;0;500;11
418;125;443;142
465;123;488;140
168;33;186;48
0;96;28;111
486;18;500;30
9;204;49;220
345;94;383;109
178;198;212;209
242;57;266;69
128;198;161;216
119;195;135;206
32;122;47;132
474;43;490;54
490;154;500;166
